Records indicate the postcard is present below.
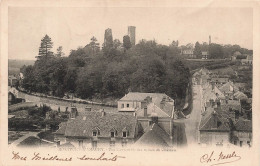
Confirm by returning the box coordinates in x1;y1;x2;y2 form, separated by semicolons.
1;0;260;165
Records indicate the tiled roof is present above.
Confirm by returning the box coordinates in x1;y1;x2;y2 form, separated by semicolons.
55;122;67;135
119;92;173;106
199;108;230;132
234;119;252;131
135;123;171;147
219;82;239;93
234;91;248;100
203;84;225;100
136;102;172;118
211;77;229;83
56;111;138;139
59;142;76;148
221;100;241;111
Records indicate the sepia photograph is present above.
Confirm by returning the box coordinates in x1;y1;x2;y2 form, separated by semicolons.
1;1;260;166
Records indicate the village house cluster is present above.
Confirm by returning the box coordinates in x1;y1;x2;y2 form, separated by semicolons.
193;68;252;147
54;92;176;149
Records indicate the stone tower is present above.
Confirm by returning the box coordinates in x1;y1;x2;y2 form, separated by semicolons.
128;26;136;46
104;28;113;47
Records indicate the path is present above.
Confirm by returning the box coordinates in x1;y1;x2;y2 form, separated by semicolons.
175;84;202;146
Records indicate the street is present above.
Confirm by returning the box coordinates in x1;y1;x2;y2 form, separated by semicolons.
175;84;202;146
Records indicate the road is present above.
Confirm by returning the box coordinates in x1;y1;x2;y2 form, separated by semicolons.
12;89;117;113
175;84;202;146
9;131;41;147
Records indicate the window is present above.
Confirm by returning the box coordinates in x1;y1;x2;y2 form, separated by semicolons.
92;127;100;136
92;141;97;148
111;132;115;138
127;104;129;108
240;141;243;147
121;104;124;108
123;131;127;138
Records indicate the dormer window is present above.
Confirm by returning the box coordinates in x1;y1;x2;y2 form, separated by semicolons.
122;127;128;138
92;127;100;137
123;131;127;138
111;132;115;138
110;128;117;138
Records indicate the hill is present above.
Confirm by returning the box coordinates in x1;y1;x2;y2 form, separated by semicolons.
8;59;35;75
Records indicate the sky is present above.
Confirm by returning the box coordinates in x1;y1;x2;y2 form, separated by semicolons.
9;7;253;60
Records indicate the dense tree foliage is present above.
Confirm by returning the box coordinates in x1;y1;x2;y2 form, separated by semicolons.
185;42;252;59
21;35;191;105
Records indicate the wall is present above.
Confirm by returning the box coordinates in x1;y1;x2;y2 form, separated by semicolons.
232;131;252;147
200;131;230;146
64;136;135;148
118;100;141;111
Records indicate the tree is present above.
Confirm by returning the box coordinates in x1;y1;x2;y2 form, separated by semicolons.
194;42;202;58
123;35;132;51
170;40;179;47
113;39;122;49
89;36;100;55
38;35;53;58
208;43;224;59
56;46;65;57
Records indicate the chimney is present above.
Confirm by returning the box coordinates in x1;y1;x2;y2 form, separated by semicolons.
211;82;215;91
85;107;91;112
211;111;218;129
101;109;105;117
70;107;78;119
144;106;148;117
160;100;165;109
160;97;166;109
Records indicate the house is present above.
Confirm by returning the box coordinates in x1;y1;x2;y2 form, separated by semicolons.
118;92;176;147
232;119;252;147
118;92;174;112
233;91;248;101
192;68;211;85
210;77;229;87
181;49;194;58
8;75;18;87
219;81;239;99
202;51;209;59
202;84;225;111
241;55;253;65
199;108;231;146
8;92;25;105
222;100;241;113
55;108;140;148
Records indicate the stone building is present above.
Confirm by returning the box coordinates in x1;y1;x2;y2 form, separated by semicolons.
104;28;113;47
55;108;140;148
128;26;136;46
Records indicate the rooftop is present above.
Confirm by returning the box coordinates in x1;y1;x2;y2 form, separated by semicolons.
199;108;230;132
234;119;252;132
56;111;138;138
134;123;171;148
